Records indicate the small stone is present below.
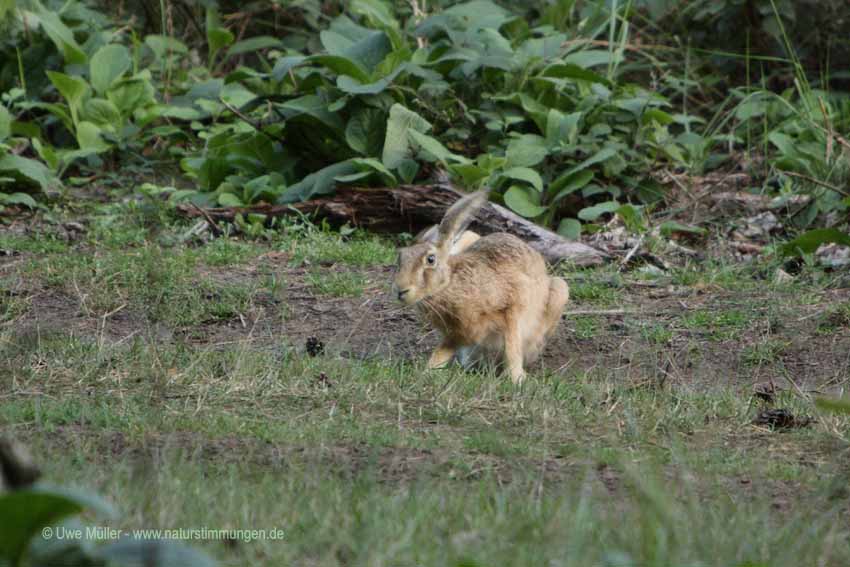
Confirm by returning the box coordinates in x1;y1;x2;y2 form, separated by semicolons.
773;268;794;284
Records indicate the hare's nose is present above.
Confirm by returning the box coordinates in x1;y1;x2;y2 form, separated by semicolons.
397;289;410;300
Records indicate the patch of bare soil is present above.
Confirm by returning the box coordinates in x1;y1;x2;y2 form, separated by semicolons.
4;250;850;392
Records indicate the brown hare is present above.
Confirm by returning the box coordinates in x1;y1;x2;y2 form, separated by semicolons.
394;189;569;384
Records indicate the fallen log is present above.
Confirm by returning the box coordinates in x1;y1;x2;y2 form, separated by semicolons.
176;183;609;266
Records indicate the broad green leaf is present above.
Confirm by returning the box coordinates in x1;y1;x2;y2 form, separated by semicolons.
56;148;98;169
11;120;41;139
90;44;131;94
337;157;397;186
144;35;188;59
616;204;643;232
82;98;121;128
208;28;235;54
564;49;614;68
206;7;234;62
518;34;567;60
781;228;850;257
505;134;548;167
307;54;370;83
344;29;393;71
271;55;307;81
226;36;283;59
417;0;510;35
500;167;543;192
0;105;10;142
557;218;582;240
321;24;392;73
23;7;86;64
336;73;393;95
0;484;114;564
217;193;243;207
32;138;59;171
642;108;674;126
321;30;359;56
278;160;359;202
549;170;594;203
408;129;468;164
155;105;204;121
46;71;88;125
448;163;491;188
489;92;549;133
564;147;617;177
345;109;385;156
336;64;406;95
76;121;110;151
320;16;374;52
220;82;257;108
504;185;548;218
540;63;610;85
578;200;620;221
351;0;399;30
768;132;796;157
0;192;38;208
735;98;767;120
545;109;581;146
397;159;419;184
0;154;59;192
108;79;154;116
277;95;344;131
382;104;431;169
659;221;706;237
0;0;14;20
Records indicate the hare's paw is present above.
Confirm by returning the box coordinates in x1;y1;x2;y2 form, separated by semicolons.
428;341;457;369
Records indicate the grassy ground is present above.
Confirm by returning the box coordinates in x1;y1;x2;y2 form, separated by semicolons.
2;205;850;566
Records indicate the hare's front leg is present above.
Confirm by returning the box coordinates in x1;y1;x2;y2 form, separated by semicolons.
503;317;526;384
428;339;457;369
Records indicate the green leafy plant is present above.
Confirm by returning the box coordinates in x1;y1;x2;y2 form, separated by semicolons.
0;437;216;567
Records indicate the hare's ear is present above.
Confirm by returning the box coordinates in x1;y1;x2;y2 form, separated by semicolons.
414;225;439;245
437;189;490;252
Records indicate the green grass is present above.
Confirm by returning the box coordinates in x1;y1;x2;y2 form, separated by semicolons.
569;279;622;306
0;232;69;254
640;323;674;344
681;308;750;340
573;316;600;339
284;226;397;267
307;269;368;297
742;339;789;366
4;210;850;566
5;331;850;565
817;301;850;334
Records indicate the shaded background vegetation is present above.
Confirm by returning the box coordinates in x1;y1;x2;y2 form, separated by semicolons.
1;0;849;251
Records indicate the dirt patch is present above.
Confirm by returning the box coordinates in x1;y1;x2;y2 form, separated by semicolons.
3;250;850;392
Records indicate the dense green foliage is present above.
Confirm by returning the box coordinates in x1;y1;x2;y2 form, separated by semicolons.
0;0;848;242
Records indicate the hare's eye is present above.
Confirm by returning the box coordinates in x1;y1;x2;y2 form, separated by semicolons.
426;254;436;265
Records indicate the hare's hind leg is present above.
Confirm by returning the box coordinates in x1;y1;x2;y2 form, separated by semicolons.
543;277;569;338
523;276;569;366
503;314;526;384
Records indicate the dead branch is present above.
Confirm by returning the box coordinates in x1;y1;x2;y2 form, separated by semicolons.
176;183;609;266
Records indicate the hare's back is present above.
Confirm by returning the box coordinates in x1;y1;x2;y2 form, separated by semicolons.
464;233;546;272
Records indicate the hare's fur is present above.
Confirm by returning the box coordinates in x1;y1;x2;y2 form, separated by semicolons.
395;191;569;384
